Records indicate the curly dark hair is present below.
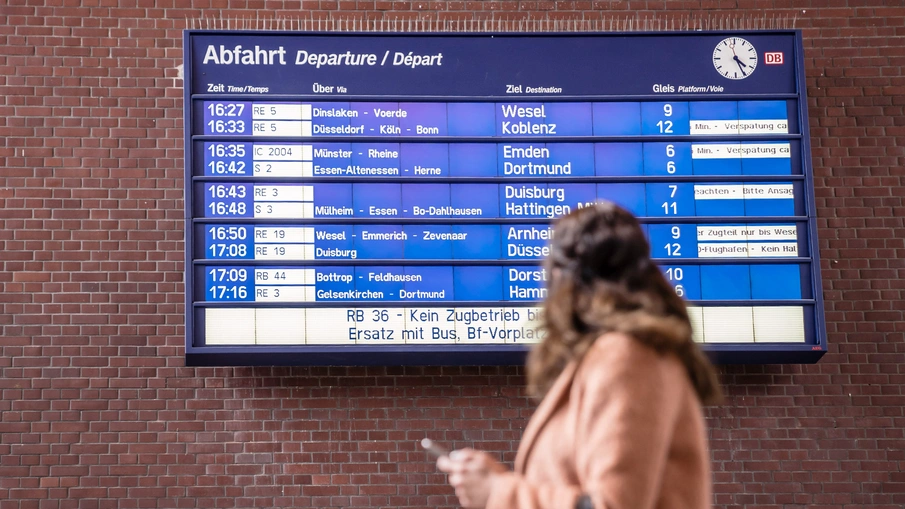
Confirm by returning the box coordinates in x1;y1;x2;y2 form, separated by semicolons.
526;201;723;405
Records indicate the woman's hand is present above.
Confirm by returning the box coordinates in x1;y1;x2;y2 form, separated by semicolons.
437;448;508;509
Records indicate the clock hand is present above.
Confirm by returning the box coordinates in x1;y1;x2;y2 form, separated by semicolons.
733;56;748;76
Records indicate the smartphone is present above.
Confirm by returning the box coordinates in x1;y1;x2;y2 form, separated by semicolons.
421;438;449;458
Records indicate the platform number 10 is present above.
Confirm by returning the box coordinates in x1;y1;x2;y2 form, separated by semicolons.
665;267;684;296
656;104;674;133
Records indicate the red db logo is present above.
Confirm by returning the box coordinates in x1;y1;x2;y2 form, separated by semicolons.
765;52;784;65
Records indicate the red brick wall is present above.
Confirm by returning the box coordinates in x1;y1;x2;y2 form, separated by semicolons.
2;1;903;507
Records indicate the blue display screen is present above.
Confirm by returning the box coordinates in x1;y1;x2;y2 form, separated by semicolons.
185;30;824;366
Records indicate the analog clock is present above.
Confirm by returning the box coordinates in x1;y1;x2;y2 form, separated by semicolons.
713;37;758;80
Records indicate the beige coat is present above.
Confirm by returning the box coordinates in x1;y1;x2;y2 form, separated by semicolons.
487;333;712;509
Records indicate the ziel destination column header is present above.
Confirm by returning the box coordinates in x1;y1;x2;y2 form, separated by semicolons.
184;30;825;366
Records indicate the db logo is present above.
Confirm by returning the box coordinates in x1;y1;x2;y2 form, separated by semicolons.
765;52;784;65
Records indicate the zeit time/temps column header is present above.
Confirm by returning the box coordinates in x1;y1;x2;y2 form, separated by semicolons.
184;31;825;366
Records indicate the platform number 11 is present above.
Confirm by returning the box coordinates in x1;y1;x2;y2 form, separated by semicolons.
661;185;678;215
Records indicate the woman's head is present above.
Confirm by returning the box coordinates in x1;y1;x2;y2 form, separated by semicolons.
527;201;722;405
544;201;675;312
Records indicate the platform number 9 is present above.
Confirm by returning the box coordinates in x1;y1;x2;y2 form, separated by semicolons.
657;104;674;133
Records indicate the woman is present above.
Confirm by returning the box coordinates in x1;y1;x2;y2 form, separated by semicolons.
438;201;722;509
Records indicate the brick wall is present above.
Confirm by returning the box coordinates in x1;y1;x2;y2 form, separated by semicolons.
1;1;903;507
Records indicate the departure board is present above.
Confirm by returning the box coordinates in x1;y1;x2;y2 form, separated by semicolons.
184;30;826;366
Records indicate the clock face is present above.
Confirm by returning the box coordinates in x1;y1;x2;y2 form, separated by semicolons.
712;37;758;80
